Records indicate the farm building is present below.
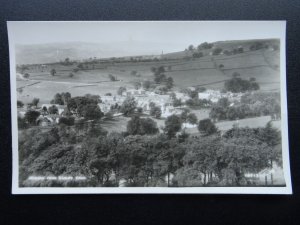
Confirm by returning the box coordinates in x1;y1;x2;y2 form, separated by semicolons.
198;89;243;103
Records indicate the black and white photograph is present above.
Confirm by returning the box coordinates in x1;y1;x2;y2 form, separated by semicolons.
8;21;291;194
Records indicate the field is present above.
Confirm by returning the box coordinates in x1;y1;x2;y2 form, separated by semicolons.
185;115;281;135
16;46;280;105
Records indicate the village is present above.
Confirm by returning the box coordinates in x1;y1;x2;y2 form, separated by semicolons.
17;83;247;134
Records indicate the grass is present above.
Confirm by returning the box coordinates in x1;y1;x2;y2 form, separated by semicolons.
17;48;280;105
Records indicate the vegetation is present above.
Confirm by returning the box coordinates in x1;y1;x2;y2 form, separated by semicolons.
48;105;58;115
108;74;117;81
117;86;127;96
50;69;56;76
18;121;281;187
198;119;218;135
127;115;159;135
149;103;162;119
51;92;72;105
164;115;182;138
67;96;103;120
210;92;280;121
24;110;40;125
224;73;260;93
120;97;137;116
17;100;24;108
58;117;75;126
31;98;40;108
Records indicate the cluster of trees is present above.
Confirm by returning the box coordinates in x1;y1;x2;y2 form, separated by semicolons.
126;115;159;135
210;92;281;122
19;119;281;187
223;47;244;56
192;52;204;58
120;97;137;116
187;42;214;52
149;102;162;119
108;74;118;81
151;66;174;90
60;58;74;66
180;109;198;125
50;92;72;105
180;88;211;108
67;95;103;120
50;69;56;76
249;42;268;51
17;100;24;108
212;47;223;56
224;73;260;93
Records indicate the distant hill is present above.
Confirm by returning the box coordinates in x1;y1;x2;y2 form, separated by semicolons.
162;39;279;59
15;41;181;65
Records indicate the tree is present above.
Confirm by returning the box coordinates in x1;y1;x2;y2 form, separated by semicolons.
180;108;190;122
117;86;126;95
51;92;71;105
81;104;103;120
212;47;223;55
17;100;24;108
173;98;182;107
18;117;28;129
187;113;198;125
150;106;162;119
59;117;75;126
61;92;72;105
142;80;151;90
42;106;48;115
134;82;141;90
23;73;30;79
198;42;214;50
69;73;74;78
67;96;103;119
24;110;40;125
192;52;203;58
153;66;166;84
120;97;137;116
224;74;260;93
165;77;174;89
50;69;56;76
188;45;195;51
31;98;39;108
48;105;58;115
127;115;159;135
164;115;182;138
108;74;117;81
198;119;218;135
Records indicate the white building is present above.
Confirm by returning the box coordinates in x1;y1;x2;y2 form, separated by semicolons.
198;89;243;103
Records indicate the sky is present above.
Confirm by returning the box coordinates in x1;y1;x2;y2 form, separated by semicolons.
7;21;286;61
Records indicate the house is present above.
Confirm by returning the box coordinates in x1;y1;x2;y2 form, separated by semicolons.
123;89;146;97
174;92;190;102
99;95;126;114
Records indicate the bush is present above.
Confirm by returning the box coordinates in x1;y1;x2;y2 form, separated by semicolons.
224;74;260;93
17;100;24;108
198;119;218;135
212;48;223;55
150;106;162;119
127;115;159;135
59;117;75;126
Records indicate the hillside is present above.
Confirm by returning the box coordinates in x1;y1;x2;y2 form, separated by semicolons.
16;39;281;104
